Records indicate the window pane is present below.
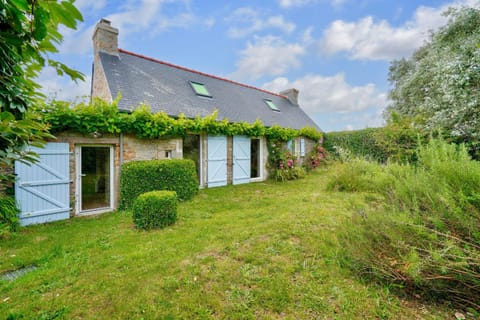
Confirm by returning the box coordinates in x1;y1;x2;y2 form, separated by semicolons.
183;134;201;180
191;82;211;97
251;139;260;178
264;99;280;111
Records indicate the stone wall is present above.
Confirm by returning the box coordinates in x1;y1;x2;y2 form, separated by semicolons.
54;132;181;216
123;135;181;162
91;60;112;102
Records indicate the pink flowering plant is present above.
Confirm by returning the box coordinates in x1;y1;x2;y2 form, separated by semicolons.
267;140;306;181
304;143;327;171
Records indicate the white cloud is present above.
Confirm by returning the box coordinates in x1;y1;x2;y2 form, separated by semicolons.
301;26;315;44
262;74;387;113
74;0;107;11
278;0;312;8
230;36;305;81
319;0;480;61
203;17;216;29
37;68;91;102
278;0;346;8
226;7;295;38
61;0;198;54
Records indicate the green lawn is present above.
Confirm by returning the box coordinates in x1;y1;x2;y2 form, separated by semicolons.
1;168;454;319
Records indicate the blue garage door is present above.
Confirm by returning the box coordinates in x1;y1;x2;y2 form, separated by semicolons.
15;143;71;226
207;136;227;187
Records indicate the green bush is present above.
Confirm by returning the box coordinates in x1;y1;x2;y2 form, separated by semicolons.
120;159;198;210
0;195;19;238
324;114;423;163
132;191;177;230
330;138;480;310
324;128;387;162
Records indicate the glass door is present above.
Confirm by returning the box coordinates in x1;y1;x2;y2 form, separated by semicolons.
80;146;112;211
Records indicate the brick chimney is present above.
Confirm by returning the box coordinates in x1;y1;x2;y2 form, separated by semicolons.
279;88;299;106
92;18;119;57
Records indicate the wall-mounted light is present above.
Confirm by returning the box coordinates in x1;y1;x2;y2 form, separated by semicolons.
91;131;102;138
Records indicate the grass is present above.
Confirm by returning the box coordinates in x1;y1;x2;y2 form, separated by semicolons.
0;168;455;319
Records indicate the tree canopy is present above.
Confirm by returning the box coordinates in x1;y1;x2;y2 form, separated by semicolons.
0;0;84;180
387;6;480;157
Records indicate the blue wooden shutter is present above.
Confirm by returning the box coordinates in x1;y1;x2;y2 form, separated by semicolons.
15;143;70;226
300;138;305;157
233;136;251;185
207;136;227;187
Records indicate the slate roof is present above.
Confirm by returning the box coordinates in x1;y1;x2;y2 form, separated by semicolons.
99;48;320;130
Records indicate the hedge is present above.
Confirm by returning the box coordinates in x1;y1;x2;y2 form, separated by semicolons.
133;191;177;230
120;159;198;210
323;128;387;162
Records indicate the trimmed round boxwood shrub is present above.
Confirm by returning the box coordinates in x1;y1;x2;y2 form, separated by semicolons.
120;159;198;210
133;190;177;230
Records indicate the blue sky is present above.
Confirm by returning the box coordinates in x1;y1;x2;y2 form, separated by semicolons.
40;0;480;132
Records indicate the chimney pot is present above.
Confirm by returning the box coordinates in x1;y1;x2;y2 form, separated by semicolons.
93;18;119;57
280;88;299;106
100;18;111;25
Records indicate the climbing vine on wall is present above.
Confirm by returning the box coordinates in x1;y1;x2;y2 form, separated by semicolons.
39;98;322;141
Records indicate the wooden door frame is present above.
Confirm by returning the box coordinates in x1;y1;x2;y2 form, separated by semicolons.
75;145;114;216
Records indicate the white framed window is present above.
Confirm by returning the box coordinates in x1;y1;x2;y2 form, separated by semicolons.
300;138;305;157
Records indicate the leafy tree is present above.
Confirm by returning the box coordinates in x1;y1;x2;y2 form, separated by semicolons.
0;0;84;181
387;7;480;158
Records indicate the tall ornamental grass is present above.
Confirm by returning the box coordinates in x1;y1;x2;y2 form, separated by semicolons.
329;138;480;311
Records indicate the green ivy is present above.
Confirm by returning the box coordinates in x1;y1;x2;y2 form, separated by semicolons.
39;99;322;141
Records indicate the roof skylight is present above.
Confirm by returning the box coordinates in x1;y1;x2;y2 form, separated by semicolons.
264;99;280;112
190;81;211;97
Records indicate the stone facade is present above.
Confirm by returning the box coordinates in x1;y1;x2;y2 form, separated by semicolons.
122;136;181;162
54;131;181;216
16;132;312;219
91;59;112;102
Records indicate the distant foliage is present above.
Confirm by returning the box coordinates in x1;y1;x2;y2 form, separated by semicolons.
324;128;387;162
329;138;480;310
120;159;198;210
325;114;424;163
0;195;19;238
387;7;480;158
133;191;177;230
41;99;322;142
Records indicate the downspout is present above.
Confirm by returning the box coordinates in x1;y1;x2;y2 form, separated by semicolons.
119;133;124;166
118;133;124;209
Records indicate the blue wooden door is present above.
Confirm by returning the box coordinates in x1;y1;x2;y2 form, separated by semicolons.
15;143;70;226
233;136;251;185
207;136;227;187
